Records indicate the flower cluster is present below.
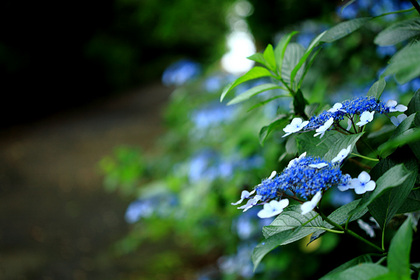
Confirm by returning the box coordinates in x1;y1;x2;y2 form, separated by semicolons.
233;147;377;218
283;96;407;138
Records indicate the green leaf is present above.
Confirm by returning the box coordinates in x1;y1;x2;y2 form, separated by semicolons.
292;89;308;118
367;78;386;99
227;83;287;105
353;165;411;215
374;18;420;46
320;254;373;280
255;201;367;269
247;53;266;65
320;263;388;280
274;31;298;78
382;41;420;84
388;218;413;277
297;131;364;162
320;17;372;43
397;189;420;213
263;44;277;71
311;199;368;243
220;66;274;101
259;116;289;145
366;164;417;228
407;89;420;127
281;43;305;84
290;31;326;86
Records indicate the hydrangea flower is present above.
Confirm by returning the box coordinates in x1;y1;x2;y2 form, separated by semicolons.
356;111;375;127
301;191;322;215
282;96;404;137
233;151;350;218
390;114;408;126
385;100;408;112
257;199;289;218
314;117;334;138
231;190;255;205
350;171;376;194
283;118;309;137
332;145;352;163
337;174;352;192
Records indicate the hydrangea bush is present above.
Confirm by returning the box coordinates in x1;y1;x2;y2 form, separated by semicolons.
222;1;420;278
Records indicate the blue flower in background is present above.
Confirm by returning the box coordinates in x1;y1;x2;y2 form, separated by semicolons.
162;59;201;86
125;199;154;223
376;45;397;58
191;103;235;130
337;0;413;19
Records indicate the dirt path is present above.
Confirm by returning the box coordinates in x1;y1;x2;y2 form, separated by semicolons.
0;83;172;279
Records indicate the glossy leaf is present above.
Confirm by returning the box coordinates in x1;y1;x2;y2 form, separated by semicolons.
320;263;388;280
259;116;289;145
263;44;277;71
281;43;305;84
319;254;373;280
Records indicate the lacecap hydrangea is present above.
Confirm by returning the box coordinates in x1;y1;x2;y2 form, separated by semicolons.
233;147;376;218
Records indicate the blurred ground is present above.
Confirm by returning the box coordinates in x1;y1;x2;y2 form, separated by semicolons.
0;83;173;279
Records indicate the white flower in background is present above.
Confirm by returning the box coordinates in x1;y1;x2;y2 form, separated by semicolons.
328;102;346;113
390;114;408;126
332;145;352;163
283;118;309;137
357;219;375;238
301;191;322;215
356;111;375;127
231;190;255;205
309;162;328;169
257;199;289;218
287;152;307;169
237;195;262;212
314;117;334;138
386;100;408;112
350;171;376;194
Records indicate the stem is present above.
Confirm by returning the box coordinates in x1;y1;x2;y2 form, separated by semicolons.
350;153;379;162
410;264;420;273
381;226;386;251
318;210;384;253
409;0;420;15
374;7;416;18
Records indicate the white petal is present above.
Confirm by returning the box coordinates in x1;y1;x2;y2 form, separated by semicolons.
358;171;371;183
257;199;289;218
309;162;328;169
357;219;375;238
268;171;277;179
346;119;352;131
386;100;397;108
301;191;322;215
337;185;352;191
364;181;376;192
231;190;255;205
356;111;374;127
332;145;351;163
395;104;408;112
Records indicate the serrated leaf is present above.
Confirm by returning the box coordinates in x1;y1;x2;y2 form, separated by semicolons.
320;17;372;43
281;43;305;84
366;164;416;228
227;83;287;105
320;254;373;280
320;263;388;280
263;44;277;71
374;18;420;46
382;41;420;84
220;66;274;101
274;31;299;77
367;78;386;99
388;218;412;277
296;131;364;162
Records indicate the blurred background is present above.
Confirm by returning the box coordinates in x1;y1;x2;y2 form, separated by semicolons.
1;0;419;279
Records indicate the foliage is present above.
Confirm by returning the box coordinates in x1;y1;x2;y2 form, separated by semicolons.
101;0;420;279
223;0;420;278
